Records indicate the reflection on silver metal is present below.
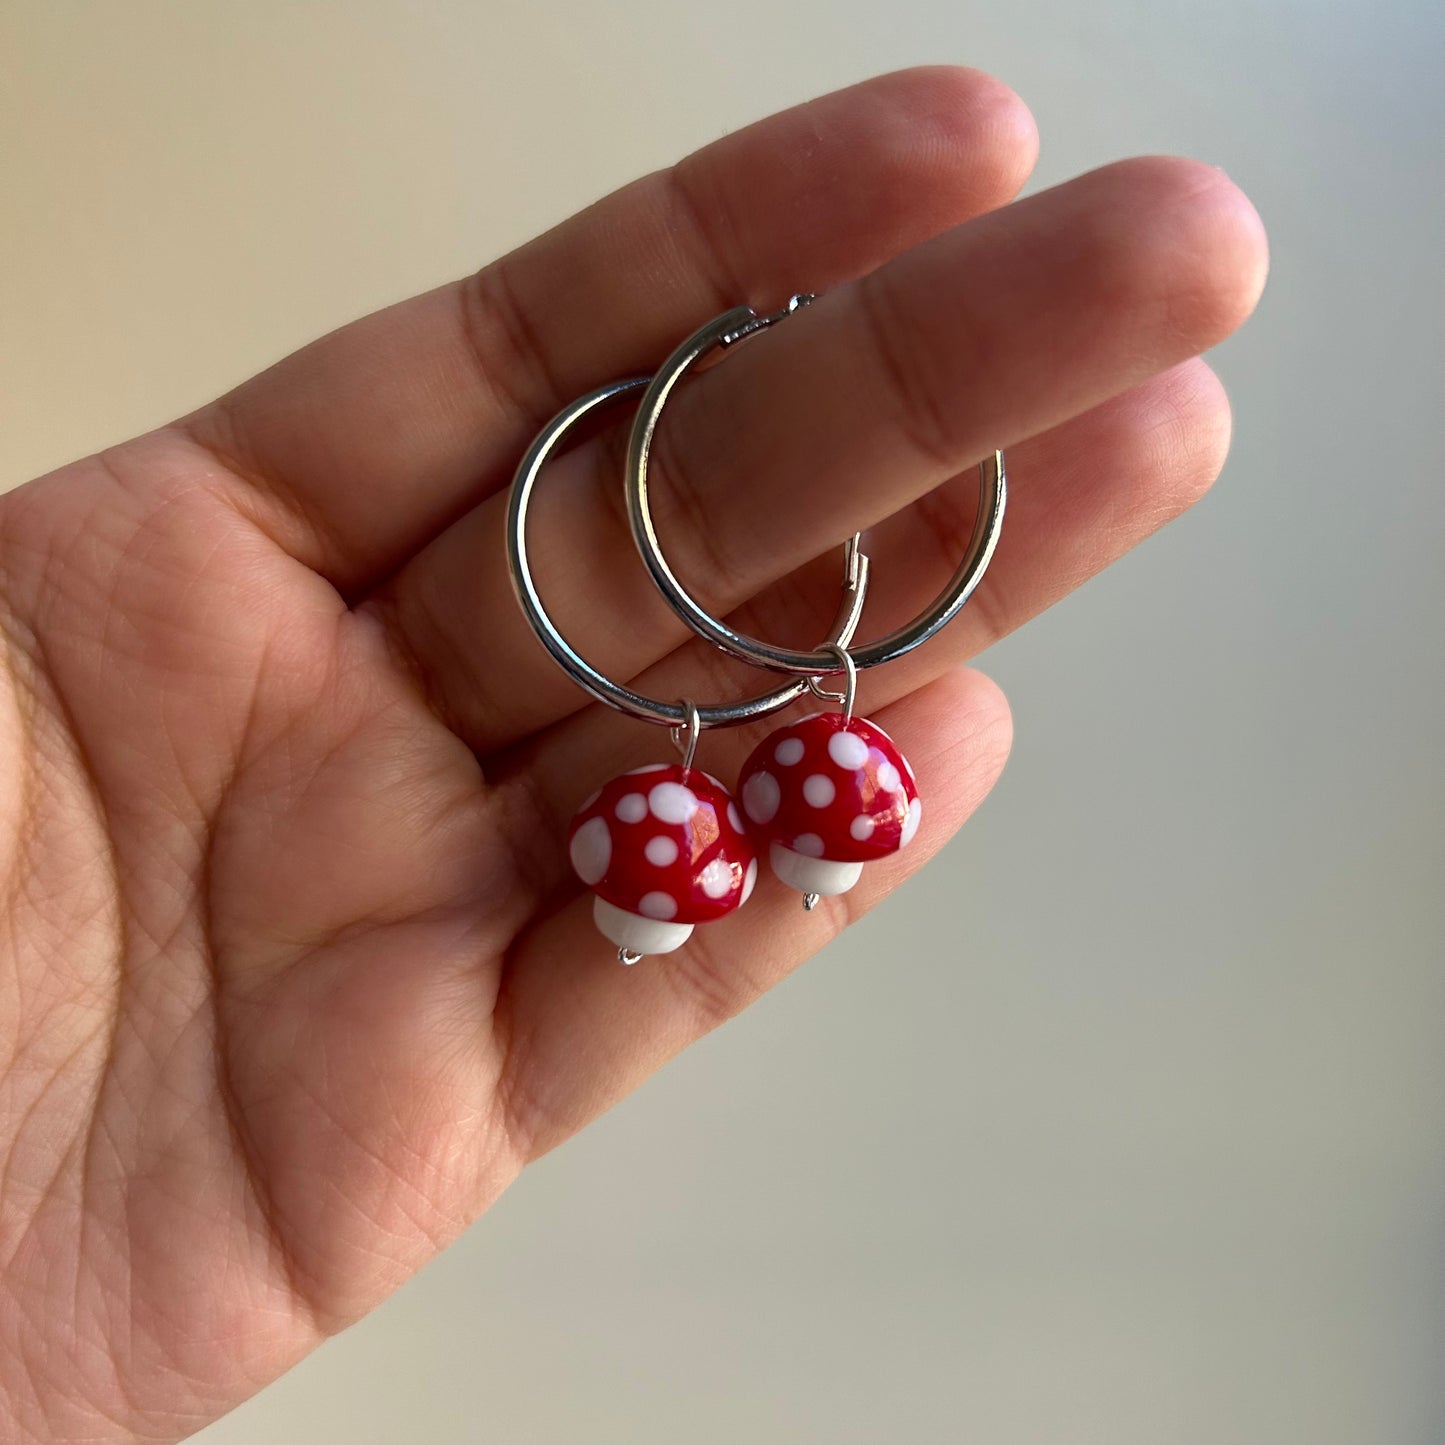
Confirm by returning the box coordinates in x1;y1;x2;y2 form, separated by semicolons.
618;947;642;966
505;377;871;729
717;291;815;347
625;298;1006;679
671;698;701;770
802;892;820;912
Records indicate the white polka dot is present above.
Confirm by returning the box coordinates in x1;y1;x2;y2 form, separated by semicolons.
803;773;835;808
639;891;678;920
828;731;869;771
876;760;902;794
849;815;874;842
579;787;601;812
615;792;647;824
699;858;734;899
900;797;922;847
568;816;611;885
740;857;758;904
727;801;744;833
792;833;825;858
774;736;805;766
645;835;679;867
649;781;699;824
742;770;780;825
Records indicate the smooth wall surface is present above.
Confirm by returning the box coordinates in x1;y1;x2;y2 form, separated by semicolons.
4;3;1443;1442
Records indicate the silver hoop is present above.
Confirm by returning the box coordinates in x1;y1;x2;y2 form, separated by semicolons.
624;296;1007;677
505;377;871;729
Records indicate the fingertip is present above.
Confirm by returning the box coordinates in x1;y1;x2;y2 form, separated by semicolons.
675;67;1047;307
1202;163;1270;324
949;665;1015;798
1100;155;1270;348
816;66;1040;236
1088;356;1236;530
884;65;1040;192
1153;357;1235;508
1169;157;1269;336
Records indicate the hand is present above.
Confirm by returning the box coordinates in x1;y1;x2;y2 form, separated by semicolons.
0;68;1265;1441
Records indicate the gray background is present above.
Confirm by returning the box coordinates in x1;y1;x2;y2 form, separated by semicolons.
5;2;1442;1442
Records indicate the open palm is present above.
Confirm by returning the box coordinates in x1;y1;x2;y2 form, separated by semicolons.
0;69;1265;1442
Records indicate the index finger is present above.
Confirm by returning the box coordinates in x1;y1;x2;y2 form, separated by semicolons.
177;67;1038;590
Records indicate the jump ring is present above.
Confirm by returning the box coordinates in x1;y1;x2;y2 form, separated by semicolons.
804;643;858;727
670;698;701;768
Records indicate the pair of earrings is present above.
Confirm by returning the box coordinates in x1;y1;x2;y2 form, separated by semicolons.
506;296;1006;964
566;661;919;962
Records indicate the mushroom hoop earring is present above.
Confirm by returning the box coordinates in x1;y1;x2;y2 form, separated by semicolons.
623;295;1008;909
505;373;871;964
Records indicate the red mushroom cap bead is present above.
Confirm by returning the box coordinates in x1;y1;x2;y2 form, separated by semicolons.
737;712;920;901
568;763;758;961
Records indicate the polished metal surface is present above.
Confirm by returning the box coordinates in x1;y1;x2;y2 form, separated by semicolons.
805;642;858;728
624;298;1006;678
506;377;870;728
670;698;701;769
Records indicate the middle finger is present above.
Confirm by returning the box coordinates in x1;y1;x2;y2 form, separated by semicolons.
363;156;1265;757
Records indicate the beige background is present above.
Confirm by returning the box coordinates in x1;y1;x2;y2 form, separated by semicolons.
4;3;1443;1442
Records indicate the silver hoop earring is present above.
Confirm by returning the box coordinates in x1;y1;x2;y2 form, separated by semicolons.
505;376;871;963
622;297;1007;908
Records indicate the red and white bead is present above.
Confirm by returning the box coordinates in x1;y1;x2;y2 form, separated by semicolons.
569;763;758;962
736;712;921;904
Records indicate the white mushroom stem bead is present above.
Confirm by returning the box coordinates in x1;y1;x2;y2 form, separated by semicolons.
568;763;758;964
737;712;921;906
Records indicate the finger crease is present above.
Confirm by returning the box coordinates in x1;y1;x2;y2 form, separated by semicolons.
856;269;965;478
459;261;572;447
175;406;352;569
664;162;752;315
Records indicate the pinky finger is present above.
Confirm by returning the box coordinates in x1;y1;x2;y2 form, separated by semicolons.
492;666;1013;1162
